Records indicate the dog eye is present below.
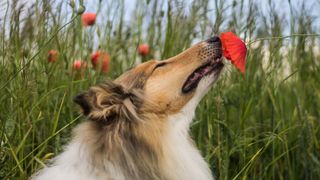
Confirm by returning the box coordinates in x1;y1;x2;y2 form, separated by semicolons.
154;62;166;70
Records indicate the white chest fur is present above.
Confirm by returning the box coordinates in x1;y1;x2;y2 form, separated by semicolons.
161;99;214;180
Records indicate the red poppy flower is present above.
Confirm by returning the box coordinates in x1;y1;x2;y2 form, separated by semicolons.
48;50;59;62
220;32;247;73
91;51;110;73
82;13;96;26
138;43;150;56
73;60;87;70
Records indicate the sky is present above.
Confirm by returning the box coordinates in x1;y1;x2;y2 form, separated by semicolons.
1;0;319;20
83;0;319;21
0;0;319;36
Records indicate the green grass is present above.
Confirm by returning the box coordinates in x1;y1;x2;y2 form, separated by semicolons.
1;0;320;179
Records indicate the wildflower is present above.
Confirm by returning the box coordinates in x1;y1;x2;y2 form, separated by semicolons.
73;60;87;70
220;32;247;73
138;43;150;56
48;50;59;62
82;13;96;26
91;51;110;73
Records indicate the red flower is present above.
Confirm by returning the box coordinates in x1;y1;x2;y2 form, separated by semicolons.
82;13;96;26
73;60;87;70
91;51;110;73
138;43;150;56
220;32;247;73
48;50;59;62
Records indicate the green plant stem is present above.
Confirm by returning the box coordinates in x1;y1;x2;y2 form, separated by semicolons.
246;33;320;45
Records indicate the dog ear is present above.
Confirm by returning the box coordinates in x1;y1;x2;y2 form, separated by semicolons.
74;92;92;116
74;81;143;125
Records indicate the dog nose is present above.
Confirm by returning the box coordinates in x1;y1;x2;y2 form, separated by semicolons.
206;36;221;44
206;36;222;59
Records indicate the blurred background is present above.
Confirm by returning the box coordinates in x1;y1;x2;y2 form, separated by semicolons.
0;0;319;179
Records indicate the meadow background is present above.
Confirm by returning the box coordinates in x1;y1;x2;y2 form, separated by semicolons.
1;0;320;179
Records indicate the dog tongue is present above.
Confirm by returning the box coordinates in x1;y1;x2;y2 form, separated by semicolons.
220;32;247;73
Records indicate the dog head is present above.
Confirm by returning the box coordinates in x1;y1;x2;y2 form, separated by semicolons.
74;36;223;124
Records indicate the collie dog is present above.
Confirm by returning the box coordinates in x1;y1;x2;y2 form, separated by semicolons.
32;36;224;180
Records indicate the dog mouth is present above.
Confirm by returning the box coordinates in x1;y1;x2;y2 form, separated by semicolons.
182;58;224;94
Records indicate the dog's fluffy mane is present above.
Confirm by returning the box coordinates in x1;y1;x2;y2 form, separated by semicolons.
72;81;168;179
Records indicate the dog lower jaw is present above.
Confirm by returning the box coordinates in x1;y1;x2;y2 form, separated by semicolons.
192;68;222;102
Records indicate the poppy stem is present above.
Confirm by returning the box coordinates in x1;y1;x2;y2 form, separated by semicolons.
246;33;320;45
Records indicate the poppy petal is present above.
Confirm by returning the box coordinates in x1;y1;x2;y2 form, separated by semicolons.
82;13;96;26
90;50;110;73
220;32;247;73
